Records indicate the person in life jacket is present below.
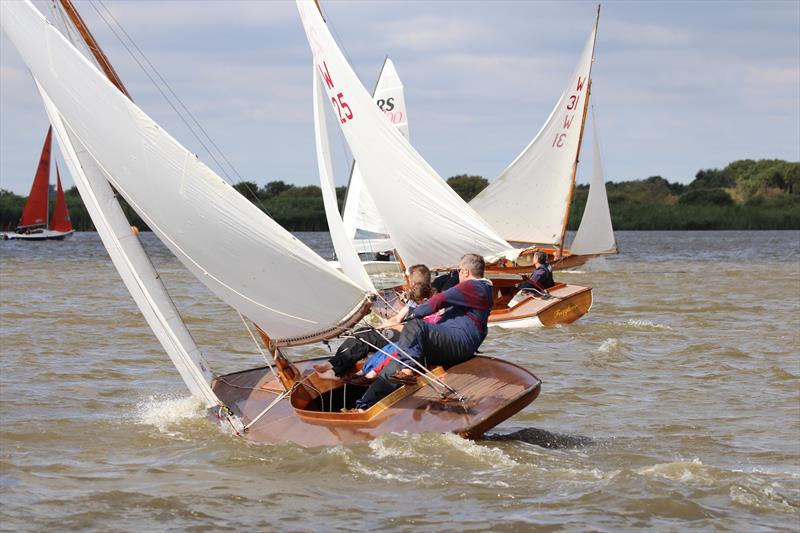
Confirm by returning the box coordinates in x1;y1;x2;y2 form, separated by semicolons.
354;253;493;410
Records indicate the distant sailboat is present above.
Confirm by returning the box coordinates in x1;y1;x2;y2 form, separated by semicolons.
2;0;543;446
2;127;74;241
472;6;617;272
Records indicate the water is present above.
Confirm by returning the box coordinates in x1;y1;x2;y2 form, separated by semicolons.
1;231;798;531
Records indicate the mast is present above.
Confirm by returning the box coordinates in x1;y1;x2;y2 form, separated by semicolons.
57;0;132;100
558;3;600;255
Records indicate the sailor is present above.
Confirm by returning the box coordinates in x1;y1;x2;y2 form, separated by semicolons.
354;253;493;410
518;250;554;292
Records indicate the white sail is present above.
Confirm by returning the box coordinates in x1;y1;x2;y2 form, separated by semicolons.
296;1;516;270
2;0;371;346
569;109;617;255
341;57;409;253
470;21;598;246
38;82;219;406
313;66;375;292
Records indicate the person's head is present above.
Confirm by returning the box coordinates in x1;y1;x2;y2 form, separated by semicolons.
458;253;485;281
408;264;431;285
533;250;548;267
409;282;432;304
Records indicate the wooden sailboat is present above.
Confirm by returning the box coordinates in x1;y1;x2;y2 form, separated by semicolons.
307;3;591;328
472;6;618;274
2;127;74;241
3;0;542;446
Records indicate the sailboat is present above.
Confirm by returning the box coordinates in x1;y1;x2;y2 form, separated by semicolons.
2;127;74;241
471;6;618;273
2;0;543;446
304;2;592;328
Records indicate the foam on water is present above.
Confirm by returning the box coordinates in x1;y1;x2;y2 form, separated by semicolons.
598;338;620;354
637;458;722;485
133;394;204;434
624;319;673;330
729;483;798;512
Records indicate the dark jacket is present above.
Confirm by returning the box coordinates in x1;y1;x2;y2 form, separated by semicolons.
411;279;494;351
525;264;555;290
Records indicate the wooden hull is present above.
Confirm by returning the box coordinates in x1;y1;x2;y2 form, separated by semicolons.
2;229;74;241
212;355;541;447
488;281;593;328
486;246;602;274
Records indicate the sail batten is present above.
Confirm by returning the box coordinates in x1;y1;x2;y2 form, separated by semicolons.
2;0;370;346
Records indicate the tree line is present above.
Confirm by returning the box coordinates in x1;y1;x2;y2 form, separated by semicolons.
1;159;797;232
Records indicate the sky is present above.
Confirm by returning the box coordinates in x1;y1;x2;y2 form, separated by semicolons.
1;0;798;195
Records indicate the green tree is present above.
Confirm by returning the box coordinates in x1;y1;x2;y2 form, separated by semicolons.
446;174;489;202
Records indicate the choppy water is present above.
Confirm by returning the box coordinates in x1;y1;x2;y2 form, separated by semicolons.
1;231;798;531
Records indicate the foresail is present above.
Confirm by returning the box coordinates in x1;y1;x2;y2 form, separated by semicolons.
2;0;370;345
38;82;219;406
297;1;515;270
314;66;375;292
18;127;52;229
569;109;617;255
341;58;409;251
470;20;598;246
50;165;73;233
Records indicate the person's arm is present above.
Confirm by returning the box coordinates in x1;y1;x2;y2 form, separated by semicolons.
383;304;411;326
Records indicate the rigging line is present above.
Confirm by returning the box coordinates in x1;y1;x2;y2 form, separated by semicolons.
356;333;461;398
86;2;237;185
238;312;286;392
90;0;274;217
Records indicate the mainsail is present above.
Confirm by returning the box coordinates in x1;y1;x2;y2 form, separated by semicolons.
569;108;617;255
470;14;599;247
17;127;53;229
297;0;516;270
2;1;372;349
341;57;409;254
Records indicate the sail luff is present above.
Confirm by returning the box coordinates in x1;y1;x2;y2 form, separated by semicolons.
557;5;601;253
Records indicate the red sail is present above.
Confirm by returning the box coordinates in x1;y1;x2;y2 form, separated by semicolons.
18;127;53;229
50;165;73;233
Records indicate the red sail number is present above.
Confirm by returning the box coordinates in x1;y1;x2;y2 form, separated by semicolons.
332;92;353;124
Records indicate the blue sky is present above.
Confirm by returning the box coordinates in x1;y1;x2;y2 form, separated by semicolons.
1;0;798;195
